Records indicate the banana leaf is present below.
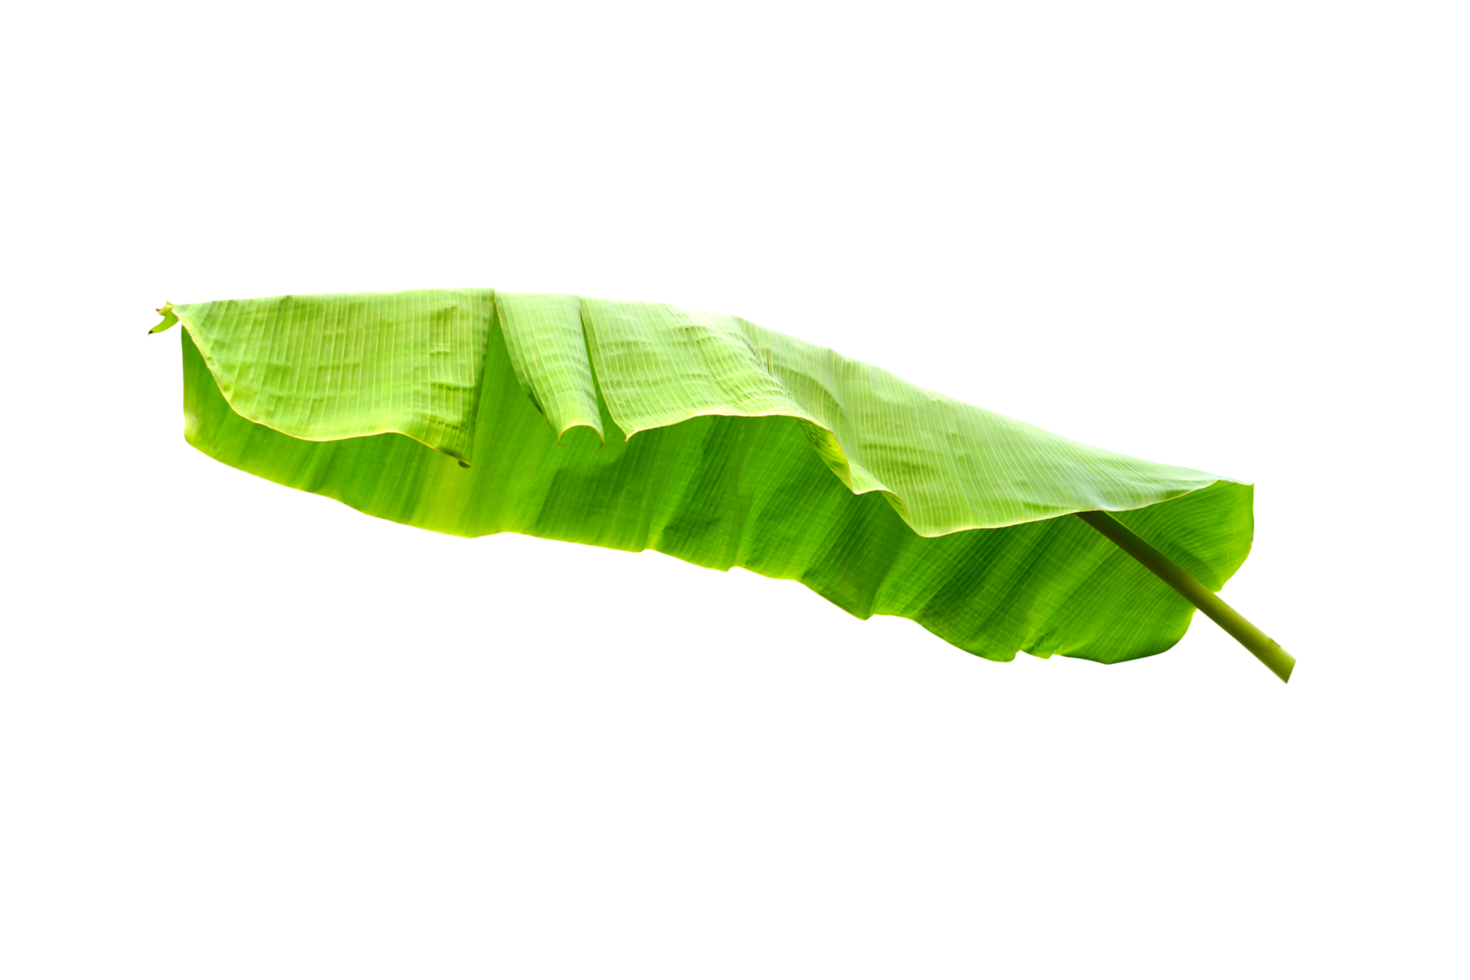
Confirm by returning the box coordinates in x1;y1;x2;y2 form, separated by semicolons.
150;289;1293;682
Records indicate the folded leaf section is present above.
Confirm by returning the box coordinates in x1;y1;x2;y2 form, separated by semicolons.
496;292;604;444
175;290;495;463
575;296;1224;535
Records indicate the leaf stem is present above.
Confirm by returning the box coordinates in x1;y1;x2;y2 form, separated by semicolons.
1076;510;1295;683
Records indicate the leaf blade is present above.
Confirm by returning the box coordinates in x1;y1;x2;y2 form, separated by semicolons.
171;290;1256;666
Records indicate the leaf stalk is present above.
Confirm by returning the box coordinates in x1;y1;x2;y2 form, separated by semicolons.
1076;510;1295;683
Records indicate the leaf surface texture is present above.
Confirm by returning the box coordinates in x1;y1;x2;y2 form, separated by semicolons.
174;290;1253;664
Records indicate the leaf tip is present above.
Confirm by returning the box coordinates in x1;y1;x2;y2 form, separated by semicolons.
149;302;178;335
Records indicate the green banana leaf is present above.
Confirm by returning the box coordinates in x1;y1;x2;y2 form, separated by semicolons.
153;288;1290;679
